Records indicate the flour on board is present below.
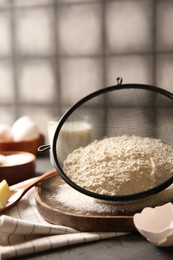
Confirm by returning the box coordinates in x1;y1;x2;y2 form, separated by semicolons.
56;183;173;213
63;135;173;195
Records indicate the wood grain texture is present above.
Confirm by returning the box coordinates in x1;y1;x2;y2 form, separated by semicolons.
35;170;136;232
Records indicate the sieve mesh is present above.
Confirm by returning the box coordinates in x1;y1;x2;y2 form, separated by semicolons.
50;80;173;201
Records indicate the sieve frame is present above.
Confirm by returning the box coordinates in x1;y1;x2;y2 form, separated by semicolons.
49;81;173;201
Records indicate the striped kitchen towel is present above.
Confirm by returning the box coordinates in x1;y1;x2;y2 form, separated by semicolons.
0;179;127;259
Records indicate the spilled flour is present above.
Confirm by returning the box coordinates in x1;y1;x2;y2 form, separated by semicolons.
63;135;173;195
56;183;173;213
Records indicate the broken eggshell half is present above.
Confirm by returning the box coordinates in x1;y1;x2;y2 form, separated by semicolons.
133;202;173;247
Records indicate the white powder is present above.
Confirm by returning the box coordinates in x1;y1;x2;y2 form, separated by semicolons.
0;153;33;166
63;135;173;195
56;183;173;213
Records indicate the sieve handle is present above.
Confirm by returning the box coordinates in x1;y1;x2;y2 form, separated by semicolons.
38;144;50;153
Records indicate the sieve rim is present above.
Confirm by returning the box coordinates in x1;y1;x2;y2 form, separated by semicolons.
51;82;173;201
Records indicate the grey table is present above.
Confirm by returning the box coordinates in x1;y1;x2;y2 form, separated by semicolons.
14;154;173;260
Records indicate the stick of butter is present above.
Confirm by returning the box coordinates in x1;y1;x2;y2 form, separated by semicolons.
0;180;11;208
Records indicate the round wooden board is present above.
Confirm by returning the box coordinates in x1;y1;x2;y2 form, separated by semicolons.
35;169;136;232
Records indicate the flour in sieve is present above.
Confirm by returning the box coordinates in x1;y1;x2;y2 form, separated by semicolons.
63;135;173;195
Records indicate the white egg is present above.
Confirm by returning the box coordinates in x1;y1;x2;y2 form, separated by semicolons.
12;116;31;126
12;118;39;141
0;124;12;141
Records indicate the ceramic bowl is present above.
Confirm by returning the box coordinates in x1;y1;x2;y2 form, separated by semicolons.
0;151;36;185
133;202;173;247
0;134;44;155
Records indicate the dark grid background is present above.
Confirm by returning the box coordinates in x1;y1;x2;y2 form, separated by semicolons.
0;0;173;139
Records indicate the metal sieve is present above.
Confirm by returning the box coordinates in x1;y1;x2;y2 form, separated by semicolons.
38;78;173;201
